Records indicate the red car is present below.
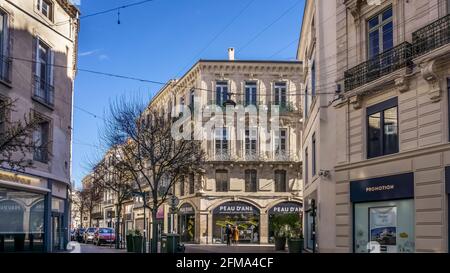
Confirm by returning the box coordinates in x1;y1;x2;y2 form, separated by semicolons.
93;228;116;246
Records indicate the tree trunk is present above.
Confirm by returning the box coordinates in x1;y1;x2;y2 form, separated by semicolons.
89;208;93;227
80;210;84;228
116;205;121;249
151;209;158;253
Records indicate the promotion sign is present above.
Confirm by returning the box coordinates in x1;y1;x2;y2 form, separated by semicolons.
213;201;259;215
268;202;302;215
369;206;397;253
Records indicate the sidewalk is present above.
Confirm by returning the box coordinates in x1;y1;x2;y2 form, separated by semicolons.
184;243;288;253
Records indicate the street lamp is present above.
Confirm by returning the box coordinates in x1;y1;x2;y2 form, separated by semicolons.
132;191;148;253
223;92;236;108
168;194;179;233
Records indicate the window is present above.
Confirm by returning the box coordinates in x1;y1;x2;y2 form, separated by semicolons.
448;79;450;142
215;127;229;155
216;81;228;106
448;0;450;14
274;82;287;107
0;98;5;134
274;170;287;192
215;170;229;192
189;173;195;194
37;0;53;20
33;120;50;163
367;97;398;158
34;38;54;105
312;133;316;176
368;7;393;59
245;170;257;192
304;84;309;119
190;89;195;110
245;82;257;106
0;11;9;82
274;129;287;154
245;128;257;157
304;148;309;184
179;176;185;196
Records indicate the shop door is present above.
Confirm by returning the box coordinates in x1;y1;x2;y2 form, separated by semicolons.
52;214;64;251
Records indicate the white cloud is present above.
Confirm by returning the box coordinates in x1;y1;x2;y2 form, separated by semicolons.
98;54;110;61
79;49;101;57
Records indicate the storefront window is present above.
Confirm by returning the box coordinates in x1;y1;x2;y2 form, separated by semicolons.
0;187;45;252
268;202;302;243
212;201;259;244
354;199;415;253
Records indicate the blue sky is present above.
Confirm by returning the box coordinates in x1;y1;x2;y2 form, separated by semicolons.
72;0;305;188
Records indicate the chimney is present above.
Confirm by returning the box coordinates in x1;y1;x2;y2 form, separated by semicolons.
228;48;235;61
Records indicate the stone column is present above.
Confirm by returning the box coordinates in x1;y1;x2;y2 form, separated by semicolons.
198;212;209;244
259;212;269;244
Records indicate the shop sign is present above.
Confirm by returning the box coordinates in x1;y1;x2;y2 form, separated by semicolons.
178;203;195;215
0;170;46;188
213;201;259;215
0;201;23;212
446;167;450;194
269;202;302;214
156;207;164;219
350;173;414;203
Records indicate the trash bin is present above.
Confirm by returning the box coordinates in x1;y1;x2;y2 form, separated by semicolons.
166;233;181;254
160;234;168;253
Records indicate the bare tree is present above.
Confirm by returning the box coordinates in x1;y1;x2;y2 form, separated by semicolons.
84;177;104;228
102;96;204;253
71;188;90;229
91;148;133;249
0;99;42;170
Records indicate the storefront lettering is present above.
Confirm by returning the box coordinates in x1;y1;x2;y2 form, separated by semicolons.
0;172;32;185
272;206;300;213
366;185;394;193
219;205;253;213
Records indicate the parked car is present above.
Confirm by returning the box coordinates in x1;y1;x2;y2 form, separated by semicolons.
94;228;115;246
76;228;86;243
83;227;97;244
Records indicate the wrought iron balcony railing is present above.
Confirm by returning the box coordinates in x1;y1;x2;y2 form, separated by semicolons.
213;149;231;161
344;42;413;91
244;150;260;161
413;14;450;57
0;56;12;83
273;150;294;161
33;75;54;106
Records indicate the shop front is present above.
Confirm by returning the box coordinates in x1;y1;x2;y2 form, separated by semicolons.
178;203;195;243
0;170;50;252
351;173;415;253
212;201;260;244
268;201;302;243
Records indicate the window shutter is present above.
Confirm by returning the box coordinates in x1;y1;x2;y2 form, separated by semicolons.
49;49;54;86
32;37;39;77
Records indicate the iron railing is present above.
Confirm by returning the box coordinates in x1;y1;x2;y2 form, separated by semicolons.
33;75;54;106
244;150;260;161
213;149;231;161
344;42;413;91
273;150;294;161
413;14;450;57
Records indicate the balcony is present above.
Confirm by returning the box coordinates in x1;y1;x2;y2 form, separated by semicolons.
213;149;231;161
413;14;450;57
33;75;54;106
0;56;12;84
243;150;260;161
344;42;413;91
273;150;294;161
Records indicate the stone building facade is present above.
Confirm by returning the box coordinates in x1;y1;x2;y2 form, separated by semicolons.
146;57;304;244
299;0;450;252
0;0;79;252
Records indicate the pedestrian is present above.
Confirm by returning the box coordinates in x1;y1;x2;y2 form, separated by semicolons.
233;225;239;245
225;224;232;246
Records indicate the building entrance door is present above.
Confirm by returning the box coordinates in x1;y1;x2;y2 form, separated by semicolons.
52;214;64;251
